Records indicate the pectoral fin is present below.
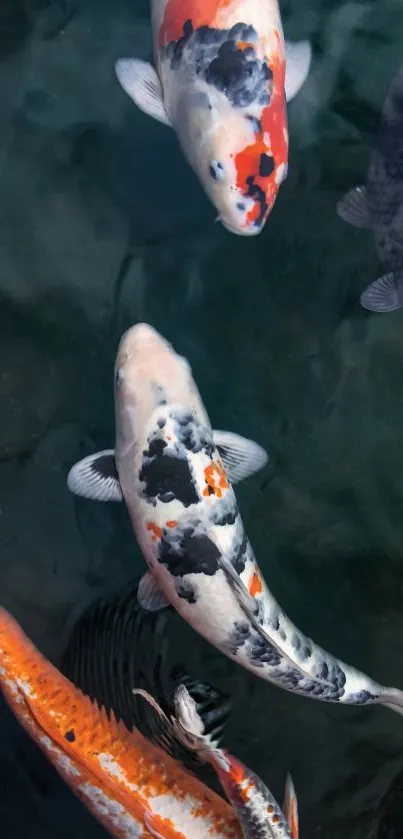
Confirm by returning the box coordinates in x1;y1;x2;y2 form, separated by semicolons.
213;430;268;484
115;58;172;127
284;40;312;102
360;272;403;312
337;186;372;228
67;450;123;501
137;571;170;612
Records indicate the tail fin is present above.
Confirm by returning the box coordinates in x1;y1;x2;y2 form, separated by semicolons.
380;687;403;716
283;774;299;839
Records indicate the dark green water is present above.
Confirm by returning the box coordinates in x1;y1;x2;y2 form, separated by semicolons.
2;1;403;836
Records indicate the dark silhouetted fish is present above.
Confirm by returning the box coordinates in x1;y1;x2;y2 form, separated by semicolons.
371;766;403;839
61;580;231;778
337;63;403;312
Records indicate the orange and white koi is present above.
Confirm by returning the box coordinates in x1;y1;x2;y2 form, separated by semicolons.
134;684;299;839
0;605;244;839
68;322;403;717
115;0;311;235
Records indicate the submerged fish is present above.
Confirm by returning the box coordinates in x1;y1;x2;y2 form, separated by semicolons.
61;581;232;780
115;0;311;236
68;322;403;715
0;602;241;839
135;684;299;839
61;583;299;839
337;63;403;312
371;765;403;839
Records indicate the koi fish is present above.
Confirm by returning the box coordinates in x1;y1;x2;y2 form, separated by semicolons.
61;583;299;839
0;600;242;839
68;322;403;715
134;684;299;839
115;0;312;235
337;63;403;312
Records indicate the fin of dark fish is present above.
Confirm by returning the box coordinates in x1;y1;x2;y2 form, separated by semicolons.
213;430;268;484
138;571;170;611
337;186;372;229
360;272;403;312
283;774;299;839
115;58;173;128
284;40;312;102
60;581;231;775
67;451;123;501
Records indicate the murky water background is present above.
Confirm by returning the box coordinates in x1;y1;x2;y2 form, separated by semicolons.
2;1;403;836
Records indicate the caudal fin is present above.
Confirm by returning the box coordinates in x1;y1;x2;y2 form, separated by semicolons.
380;687;403;716
283;773;299;839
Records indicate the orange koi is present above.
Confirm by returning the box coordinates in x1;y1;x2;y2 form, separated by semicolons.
0;605;242;839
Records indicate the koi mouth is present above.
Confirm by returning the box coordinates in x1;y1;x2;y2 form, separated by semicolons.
219;216;262;236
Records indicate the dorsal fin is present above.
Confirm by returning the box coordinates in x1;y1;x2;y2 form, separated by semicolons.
283;774;299;839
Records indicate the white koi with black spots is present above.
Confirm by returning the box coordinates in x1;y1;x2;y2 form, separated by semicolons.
68;323;403;715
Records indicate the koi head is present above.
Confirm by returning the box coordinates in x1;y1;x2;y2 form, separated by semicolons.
172;46;288;236
114;323;207;455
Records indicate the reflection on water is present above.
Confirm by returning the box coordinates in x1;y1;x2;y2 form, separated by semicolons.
2;1;403;837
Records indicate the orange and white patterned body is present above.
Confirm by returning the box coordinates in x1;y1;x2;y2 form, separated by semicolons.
115;1;312;235
0;606;241;839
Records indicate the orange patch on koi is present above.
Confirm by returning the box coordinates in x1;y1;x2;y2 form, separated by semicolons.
159;0;233;47
203;462;229;498
236;41;254;51
249;572;263;597
0;608;242;839
234;42;287;229
146;521;162;541
166;520;178;528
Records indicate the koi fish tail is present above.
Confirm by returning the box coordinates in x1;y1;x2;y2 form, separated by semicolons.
380;686;403;716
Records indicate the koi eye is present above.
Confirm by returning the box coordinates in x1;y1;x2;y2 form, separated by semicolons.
209;161;225;181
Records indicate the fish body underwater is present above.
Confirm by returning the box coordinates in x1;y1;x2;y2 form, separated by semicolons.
61;586;299;839
135;684;299;839
115;0;312;235
337;63;403;312
0;604;242;839
68;322;403;715
371;765;403;839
